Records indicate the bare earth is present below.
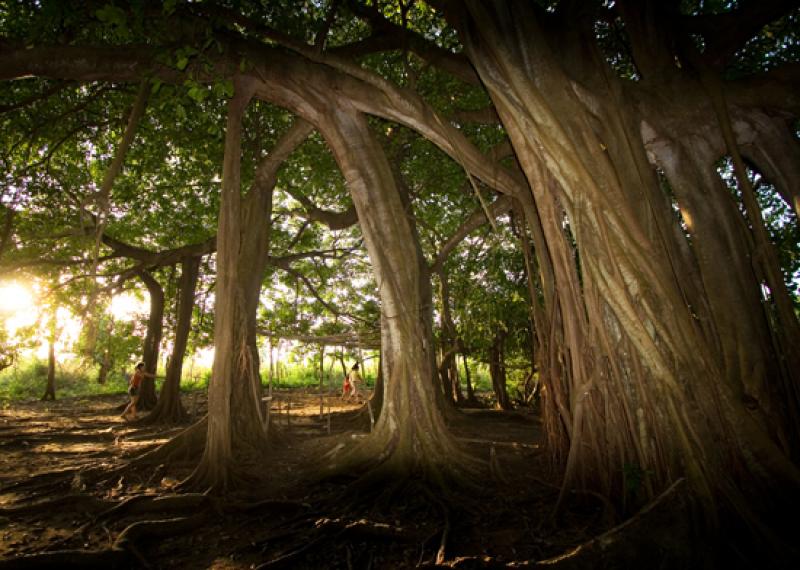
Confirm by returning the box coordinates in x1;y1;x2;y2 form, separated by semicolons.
0;390;609;568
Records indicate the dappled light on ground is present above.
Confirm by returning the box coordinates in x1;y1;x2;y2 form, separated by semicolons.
0;391;629;568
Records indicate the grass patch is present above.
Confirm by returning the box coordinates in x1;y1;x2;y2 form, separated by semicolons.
0;356;504;404
0;358;128;403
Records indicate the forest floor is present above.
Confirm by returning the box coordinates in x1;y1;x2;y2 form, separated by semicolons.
0;389;641;568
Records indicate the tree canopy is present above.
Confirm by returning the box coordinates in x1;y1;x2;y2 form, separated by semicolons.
1;0;799;566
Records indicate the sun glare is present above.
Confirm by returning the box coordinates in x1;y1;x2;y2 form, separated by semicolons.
0;282;34;315
109;293;147;321
0;282;37;334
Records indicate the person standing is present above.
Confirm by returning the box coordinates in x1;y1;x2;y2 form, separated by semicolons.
121;361;154;421
348;363;362;400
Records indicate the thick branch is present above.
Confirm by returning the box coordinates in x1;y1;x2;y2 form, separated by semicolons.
257;330;380;349
101;233;216;267
0;80;75;114
336;0;480;85
0;40;525;198
430;194;512;273
283;187;359;230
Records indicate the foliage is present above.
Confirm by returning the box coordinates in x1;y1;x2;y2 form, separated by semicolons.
0;356;127;403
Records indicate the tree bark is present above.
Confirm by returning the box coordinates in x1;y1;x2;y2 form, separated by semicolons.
144;256;201;424
41;315;57;401
449;0;800;531
437;269;463;405
137;269;164;410
489;328;511;411
736;111;800;219
188;88;313;490
189;81;265;490
315;103;472;485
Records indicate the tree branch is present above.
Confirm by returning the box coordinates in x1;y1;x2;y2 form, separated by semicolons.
430;194;512;274
257;329;380;349
0;80;75;114
685;0;799;68
336;0;480;85
283;186;359;230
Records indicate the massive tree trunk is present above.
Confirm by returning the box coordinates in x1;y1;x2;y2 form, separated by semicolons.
449;1;800;549
138;269;164;410
642;124;791;441
622;0;800;460
317;105;471;486
188;85;313;490
188;81;265;490
145;256;200;425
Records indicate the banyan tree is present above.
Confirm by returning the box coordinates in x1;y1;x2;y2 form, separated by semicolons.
1;0;798;564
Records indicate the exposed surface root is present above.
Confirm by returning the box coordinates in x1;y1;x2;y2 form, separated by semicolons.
113;512;208;550
93;493;211;523
255;516;423;569
2;392;724;568
0;494;110;516
126;417;207;468
0;547;129;569
0;468;78;495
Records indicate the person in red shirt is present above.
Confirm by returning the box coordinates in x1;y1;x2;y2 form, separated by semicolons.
121;361;155;421
341;373;352;398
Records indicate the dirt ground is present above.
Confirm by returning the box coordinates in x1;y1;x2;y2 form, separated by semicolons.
0;389;615;568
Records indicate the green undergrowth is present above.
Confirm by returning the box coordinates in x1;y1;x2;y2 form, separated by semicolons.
0;358;128;404
0;356;502;404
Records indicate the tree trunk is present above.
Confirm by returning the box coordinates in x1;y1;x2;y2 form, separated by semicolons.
462;353;475;403
317;105;471;485
369;355;384;419
450;0;800;540
145;256;201;424
97;349;111;385
489;328;511;411
643;129;794;443
437;269;463;405
41;316;56;401
188;86;312;490
737;110;800;219
138;269;164;410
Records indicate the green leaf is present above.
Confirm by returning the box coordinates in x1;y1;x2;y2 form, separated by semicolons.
212;80;234;99
176;56;189;71
187;85;207;102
